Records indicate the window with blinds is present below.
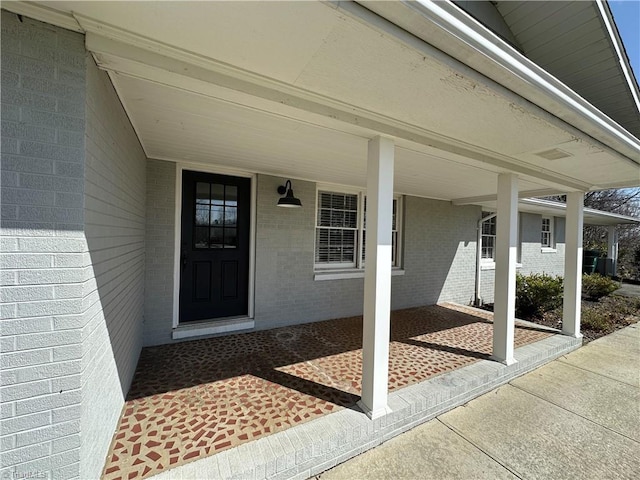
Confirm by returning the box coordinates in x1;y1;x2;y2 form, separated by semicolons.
361;197;399;267
315;192;359;266
315;189;401;269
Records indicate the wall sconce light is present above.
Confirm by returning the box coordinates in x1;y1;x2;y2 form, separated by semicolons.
277;180;302;208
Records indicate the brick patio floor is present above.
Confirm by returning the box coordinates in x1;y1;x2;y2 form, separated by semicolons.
101;303;553;480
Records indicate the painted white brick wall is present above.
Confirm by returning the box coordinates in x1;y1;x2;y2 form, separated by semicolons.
142;171;480;342
254;175;366;328
1;12;86;479
1;12;147;479
80;56;146;479
479;212;566;304
392;196;478;308
255;178;479;327
519;213;566;276
143;160;176;346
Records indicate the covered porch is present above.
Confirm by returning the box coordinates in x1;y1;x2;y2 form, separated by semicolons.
13;0;635;417
2;2;638;480
102;303;573;480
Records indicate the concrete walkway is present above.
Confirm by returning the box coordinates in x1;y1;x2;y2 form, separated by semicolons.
616;281;640;299
318;323;640;480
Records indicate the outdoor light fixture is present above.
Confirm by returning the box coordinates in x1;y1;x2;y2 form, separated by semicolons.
277;180;302;208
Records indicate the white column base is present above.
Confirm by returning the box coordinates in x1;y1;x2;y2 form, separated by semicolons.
489;355;518;366
357;399;393;420
561;331;583;339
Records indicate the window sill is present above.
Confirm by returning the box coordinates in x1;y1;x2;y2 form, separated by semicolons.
314;268;405;281
541;248;557;253
480;262;523;271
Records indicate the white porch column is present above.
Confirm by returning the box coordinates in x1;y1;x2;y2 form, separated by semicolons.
607;226;618;276
562;192;584;337
359;135;394;420
492;173;518;365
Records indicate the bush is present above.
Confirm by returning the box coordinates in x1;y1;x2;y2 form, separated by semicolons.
582;274;620;300
515;273;564;319
581;308;611;332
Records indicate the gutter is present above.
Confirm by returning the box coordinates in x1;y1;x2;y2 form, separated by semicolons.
358;0;640;166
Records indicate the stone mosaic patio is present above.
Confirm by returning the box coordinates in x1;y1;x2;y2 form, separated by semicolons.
101;303;553;480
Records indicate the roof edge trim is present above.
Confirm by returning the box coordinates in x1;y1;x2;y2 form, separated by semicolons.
1;1;82;32
520;198;640;224
359;0;640;167
595;0;640;116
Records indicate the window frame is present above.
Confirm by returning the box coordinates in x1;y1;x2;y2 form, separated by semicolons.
541;215;556;251
480;212;497;263
315;189;360;269
314;184;402;271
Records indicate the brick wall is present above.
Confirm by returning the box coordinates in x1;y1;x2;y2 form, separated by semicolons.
80;57;146;479
1;11;147;479
143;160;176;346
142;171;481;341
254;175;366;328
392;196;478;308
519;213;566;276
1;12;87;479
255;176;479;327
479;212;566;304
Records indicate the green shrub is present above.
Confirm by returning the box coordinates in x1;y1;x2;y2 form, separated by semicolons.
515;273;564;319
582;274;620;300
581;308;610;332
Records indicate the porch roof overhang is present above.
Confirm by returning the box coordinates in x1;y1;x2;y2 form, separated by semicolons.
493;0;640;139
475;198;640;226
4;1;639;201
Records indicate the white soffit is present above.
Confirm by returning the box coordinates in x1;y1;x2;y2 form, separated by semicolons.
5;0;638;194
356;1;640;166
110;72;550;200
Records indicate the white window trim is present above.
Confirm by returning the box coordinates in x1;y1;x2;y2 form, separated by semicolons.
314;268;406;281
541;215;556;252
314;183;403;273
480;261;522;271
480;212;522;269
480;213;497;262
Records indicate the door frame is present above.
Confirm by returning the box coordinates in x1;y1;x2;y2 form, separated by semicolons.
172;162;256;328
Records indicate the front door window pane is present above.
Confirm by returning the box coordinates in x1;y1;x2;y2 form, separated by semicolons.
194;181;240;249
195;227;209;249
224;228;237;248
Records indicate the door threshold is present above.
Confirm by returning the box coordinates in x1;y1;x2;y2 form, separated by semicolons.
172;316;254;340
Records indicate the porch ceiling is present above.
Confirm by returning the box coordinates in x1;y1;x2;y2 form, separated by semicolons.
109;72;551;200
8;1;640;199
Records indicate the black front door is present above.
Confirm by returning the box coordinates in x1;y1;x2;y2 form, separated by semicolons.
179;170;250;322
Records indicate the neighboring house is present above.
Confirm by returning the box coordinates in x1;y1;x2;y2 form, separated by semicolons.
1;1;639;479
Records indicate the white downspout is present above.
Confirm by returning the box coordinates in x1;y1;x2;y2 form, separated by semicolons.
607;225;618;277
475;212;496;306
